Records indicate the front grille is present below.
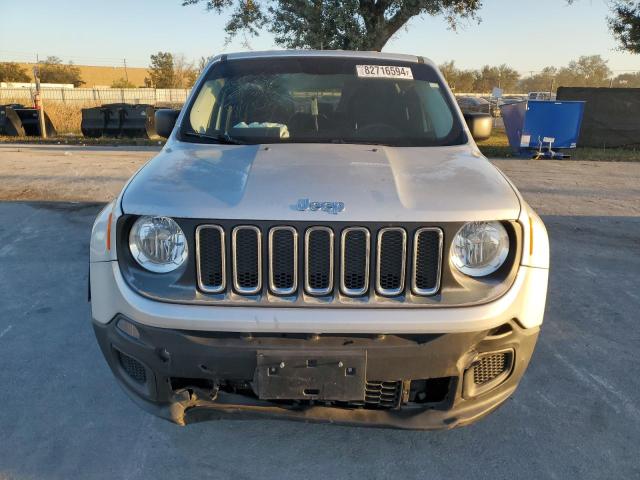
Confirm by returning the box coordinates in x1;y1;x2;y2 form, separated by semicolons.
305;227;334;295
118;351;146;384
232;226;262;294
340;227;370;296
412;228;443;295
269;227;298;295
196;225;226;293
196;223;443;302
473;352;508;385
376;228;407;296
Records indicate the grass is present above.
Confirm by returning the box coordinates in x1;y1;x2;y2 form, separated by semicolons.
0;135;164;146
478;129;640;161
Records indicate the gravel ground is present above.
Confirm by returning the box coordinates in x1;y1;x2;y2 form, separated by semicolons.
0;144;639;479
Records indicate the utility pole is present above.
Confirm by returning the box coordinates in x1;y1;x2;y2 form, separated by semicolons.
123;58;129;82
33;60;47;139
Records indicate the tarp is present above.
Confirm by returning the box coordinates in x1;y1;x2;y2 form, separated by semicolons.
556;87;640;147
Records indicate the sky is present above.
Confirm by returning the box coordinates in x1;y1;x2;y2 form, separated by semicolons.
1;0;638;74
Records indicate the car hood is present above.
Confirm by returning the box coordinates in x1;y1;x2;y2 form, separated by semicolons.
121;142;521;222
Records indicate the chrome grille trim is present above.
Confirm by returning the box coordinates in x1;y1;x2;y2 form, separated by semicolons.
304;226;334;296
231;225;262;295
376;227;407;297
268;226;298;296
411;227;444;296
340;227;370;296
195;224;226;293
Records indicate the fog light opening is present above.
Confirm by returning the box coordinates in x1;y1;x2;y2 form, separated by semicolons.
463;349;514;398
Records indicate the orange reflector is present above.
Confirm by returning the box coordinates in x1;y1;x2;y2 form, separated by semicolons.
528;216;534;256
106;212;113;251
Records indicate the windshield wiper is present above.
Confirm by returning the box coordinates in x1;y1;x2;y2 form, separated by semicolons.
183;131;248;145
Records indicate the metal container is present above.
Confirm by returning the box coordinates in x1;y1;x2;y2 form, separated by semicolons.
500;100;585;158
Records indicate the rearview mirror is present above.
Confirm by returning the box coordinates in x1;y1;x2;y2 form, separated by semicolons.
155;109;180;139
463;112;493;141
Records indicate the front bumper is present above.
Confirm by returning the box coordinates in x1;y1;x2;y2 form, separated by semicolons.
93;316;539;429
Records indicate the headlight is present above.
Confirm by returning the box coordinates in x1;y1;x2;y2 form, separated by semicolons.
451;221;509;277
129;216;187;273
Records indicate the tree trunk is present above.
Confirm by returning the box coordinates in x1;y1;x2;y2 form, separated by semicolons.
359;1;420;51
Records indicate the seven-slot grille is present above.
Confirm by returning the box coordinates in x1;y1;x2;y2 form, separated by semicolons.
197;224;442;299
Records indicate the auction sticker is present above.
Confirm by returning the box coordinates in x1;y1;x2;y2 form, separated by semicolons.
356;65;413;79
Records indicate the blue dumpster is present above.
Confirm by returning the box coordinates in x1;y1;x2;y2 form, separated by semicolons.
500;100;585;158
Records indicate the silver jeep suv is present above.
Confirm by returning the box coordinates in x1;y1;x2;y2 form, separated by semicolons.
89;50;549;429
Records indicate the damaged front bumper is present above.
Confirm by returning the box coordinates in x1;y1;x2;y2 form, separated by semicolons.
93;315;539;429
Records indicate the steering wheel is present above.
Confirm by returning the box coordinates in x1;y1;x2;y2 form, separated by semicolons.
356;123;403;137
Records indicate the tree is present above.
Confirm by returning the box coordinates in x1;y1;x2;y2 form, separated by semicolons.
609;1;640;54
197;56;214;75
111;77;136;88
182;0;482;51
473;64;520;93
38;56;84;87
146;52;176;88
0;62;31;83
611;71;640;87
519;67;557;93
146;52;199;88
439;60;476;92
173;54;199;88
557;55;612;87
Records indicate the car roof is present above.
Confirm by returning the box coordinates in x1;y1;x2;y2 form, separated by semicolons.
213;50;435;67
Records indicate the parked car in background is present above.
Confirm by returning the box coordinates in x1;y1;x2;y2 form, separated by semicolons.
456;96;492;115
527;91;556;101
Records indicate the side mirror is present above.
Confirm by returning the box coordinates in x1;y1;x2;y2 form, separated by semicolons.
155;109;180;138
463;112;493;141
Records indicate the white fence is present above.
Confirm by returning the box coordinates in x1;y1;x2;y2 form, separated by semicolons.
0;87;191;105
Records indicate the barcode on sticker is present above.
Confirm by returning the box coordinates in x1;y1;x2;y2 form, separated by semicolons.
356;65;413;79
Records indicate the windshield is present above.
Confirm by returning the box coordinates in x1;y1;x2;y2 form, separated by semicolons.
181;56;466;147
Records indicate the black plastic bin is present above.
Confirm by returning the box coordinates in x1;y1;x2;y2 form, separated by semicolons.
81;103;158;138
0;104;25;135
0;104;56;136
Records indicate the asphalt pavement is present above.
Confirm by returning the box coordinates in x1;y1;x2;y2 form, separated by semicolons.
0;200;638;479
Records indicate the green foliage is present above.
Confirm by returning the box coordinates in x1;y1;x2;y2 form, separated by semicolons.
146;52;176;88
439;61;476;92
270;0;368;50
111;78;137;88
0;62;31;82
441;55;628;94
38;56;84;87
561;55;612;86
473;64;520;92
609;1;640;54
146;52;198;88
183;0;482;50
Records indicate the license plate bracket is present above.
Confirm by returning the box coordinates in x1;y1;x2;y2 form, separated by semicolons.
255;350;366;401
